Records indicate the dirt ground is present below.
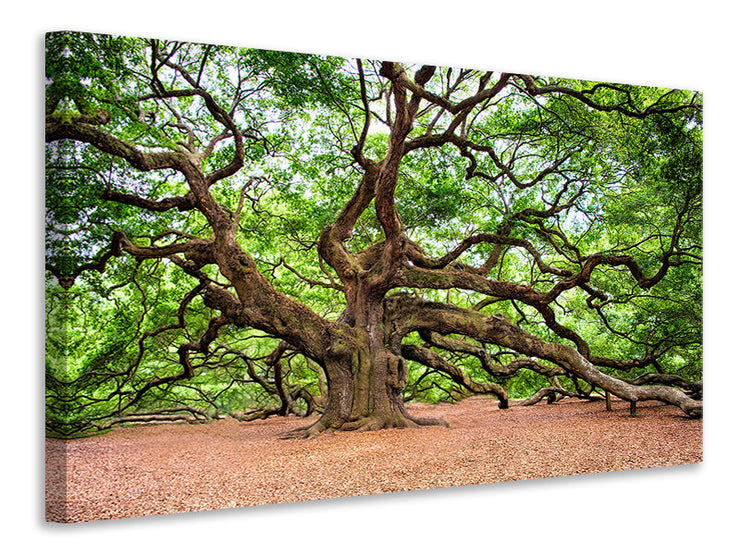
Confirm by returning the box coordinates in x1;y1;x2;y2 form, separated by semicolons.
45;396;702;523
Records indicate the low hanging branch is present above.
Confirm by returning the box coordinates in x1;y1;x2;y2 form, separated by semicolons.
385;294;702;418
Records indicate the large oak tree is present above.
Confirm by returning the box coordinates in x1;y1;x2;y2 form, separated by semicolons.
45;32;702;437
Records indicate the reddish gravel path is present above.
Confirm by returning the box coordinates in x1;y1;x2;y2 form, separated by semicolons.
46;397;702;523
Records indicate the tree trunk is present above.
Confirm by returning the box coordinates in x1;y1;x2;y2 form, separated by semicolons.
285;297;445;437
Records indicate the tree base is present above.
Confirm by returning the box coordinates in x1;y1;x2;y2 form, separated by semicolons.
280;412;449;439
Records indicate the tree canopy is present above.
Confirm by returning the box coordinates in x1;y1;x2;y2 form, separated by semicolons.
45;31;702;437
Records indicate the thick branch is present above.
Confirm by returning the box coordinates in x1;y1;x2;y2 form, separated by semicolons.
385;295;702;417
46;120;195;174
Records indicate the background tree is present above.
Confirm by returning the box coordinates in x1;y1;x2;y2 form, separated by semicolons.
45;31;702;437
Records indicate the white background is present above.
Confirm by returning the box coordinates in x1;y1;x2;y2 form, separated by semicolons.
4;2;737;553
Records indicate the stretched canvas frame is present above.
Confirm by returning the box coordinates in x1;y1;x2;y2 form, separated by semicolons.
45;30;703;523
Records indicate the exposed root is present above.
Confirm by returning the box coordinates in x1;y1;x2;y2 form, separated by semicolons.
278;418;328;439
337;412;449;432
281;410;449;438
409;415;450;428
339;417;388;432
400;403;449;428
229;406;282;422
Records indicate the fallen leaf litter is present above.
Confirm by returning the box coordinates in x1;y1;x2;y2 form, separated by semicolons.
45;396;702;522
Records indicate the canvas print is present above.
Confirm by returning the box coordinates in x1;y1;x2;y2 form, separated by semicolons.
45;31;703;523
